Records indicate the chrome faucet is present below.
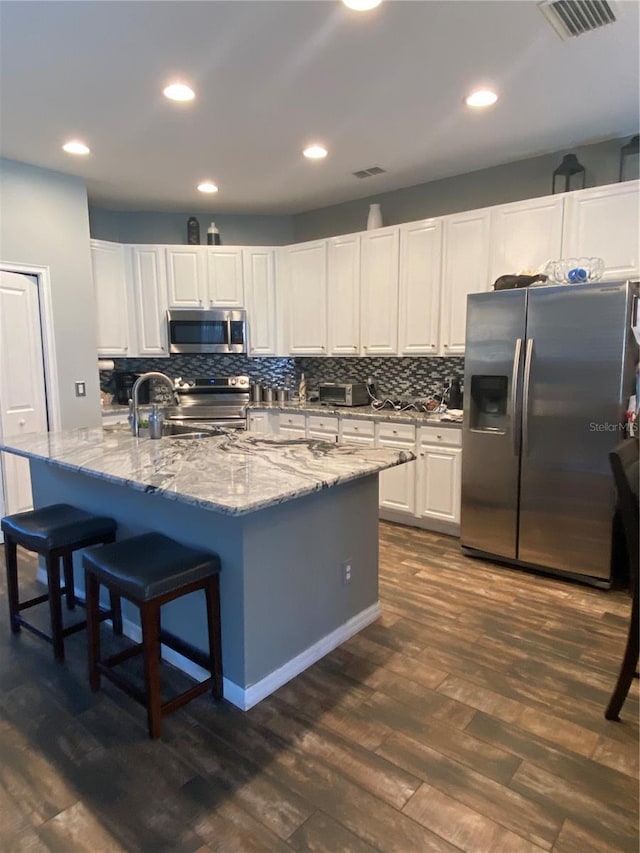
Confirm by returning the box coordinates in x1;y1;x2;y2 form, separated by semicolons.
129;372;177;436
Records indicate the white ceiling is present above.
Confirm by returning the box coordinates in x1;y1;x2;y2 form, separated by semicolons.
1;0;638;215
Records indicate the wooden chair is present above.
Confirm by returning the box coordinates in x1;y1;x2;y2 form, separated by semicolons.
83;532;223;738
605;437;639;721
2;503;121;661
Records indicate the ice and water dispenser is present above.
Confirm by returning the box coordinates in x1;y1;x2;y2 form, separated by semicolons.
469;375;508;432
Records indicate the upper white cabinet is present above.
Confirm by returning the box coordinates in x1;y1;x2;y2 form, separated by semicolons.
244;248;277;356
489;196;564;283
562;181;640;281
166;246;244;308
206;248;244;307
398;219;442;356
127;246;169;356
327;234;361;356
440;208;491;355
360;226;400;356
285;240;328;355
165;247;207;308
90;239;130;356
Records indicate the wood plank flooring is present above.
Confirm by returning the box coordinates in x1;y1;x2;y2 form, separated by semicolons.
0;522;637;852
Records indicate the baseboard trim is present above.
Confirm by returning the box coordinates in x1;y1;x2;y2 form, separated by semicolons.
379;509;460;536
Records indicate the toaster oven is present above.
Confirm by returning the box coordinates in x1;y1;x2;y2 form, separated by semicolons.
318;382;369;407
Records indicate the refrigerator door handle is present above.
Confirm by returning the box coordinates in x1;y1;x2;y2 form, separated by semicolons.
522;337;534;457
511;338;523;455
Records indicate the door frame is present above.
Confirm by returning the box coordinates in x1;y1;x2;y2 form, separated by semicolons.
0;261;62;432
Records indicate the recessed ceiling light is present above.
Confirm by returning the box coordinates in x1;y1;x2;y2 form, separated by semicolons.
303;145;328;160
197;181;219;194
465;89;498;108
62;140;90;155
342;0;382;10
163;82;195;102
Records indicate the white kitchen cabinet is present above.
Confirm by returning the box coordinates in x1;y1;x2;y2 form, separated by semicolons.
247;410;276;434
398;219;442;355
416;426;462;528
90;240;131;357
244;248;277;356
278;412;307;437
285;240;328;355
165;247;207;308
128;246;169;356
327;233;361;355
307;413;339;441
489;196;564;284
206;248;244;307
377;422;416;515
562;181;640;281
339;418;375;447
360;226;400;355
440;208;491;355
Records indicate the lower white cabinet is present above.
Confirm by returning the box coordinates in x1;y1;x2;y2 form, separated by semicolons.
377;422;416;515
278;412;307;437
339;418;375;447
247;411;276;434
415;427;462;527
307;414;339;441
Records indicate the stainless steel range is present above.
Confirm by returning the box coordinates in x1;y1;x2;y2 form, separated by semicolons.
164;376;250;429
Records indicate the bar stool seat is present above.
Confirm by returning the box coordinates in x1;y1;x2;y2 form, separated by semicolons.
83;532;223;739
2;503;121;661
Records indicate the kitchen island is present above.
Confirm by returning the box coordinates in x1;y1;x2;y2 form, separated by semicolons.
0;427;413;709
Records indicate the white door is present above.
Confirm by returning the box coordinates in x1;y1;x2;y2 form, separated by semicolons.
328;234;361;355
286;241;328;356
416;444;462;524
489;196;564;284
206;248;245;307
166;247;207;307
360;227;400;355
398;219;442;355
90;239;130;356
0;271;49;522
128;246;169;356
244;248;277;356
377;423;416;515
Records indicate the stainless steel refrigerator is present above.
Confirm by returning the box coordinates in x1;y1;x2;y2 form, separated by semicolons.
461;280;638;587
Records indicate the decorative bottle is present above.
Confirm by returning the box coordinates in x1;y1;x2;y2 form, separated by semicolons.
367;203;383;230
207;222;221;245
298;372;307;403
187;217;200;245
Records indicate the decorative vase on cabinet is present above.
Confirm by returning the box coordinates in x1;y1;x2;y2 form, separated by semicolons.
367;204;383;230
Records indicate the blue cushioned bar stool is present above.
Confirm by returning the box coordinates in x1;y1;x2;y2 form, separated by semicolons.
2;503;121;661
83;532;223;739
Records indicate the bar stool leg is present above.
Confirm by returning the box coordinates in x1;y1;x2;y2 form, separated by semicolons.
46;554;65;662
86;572;102;691
141;601;162;739
205;576;223;701
4;535;21;634
109;591;123;635
62;552;76;610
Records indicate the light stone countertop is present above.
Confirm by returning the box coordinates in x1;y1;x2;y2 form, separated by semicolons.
0;427;414;516
248;401;463;428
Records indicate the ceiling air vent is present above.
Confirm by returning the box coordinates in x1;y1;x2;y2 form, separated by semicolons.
538;0;616;40
352;166;387;179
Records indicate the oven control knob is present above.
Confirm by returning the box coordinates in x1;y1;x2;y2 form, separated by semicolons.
230;378;237;386
188;380;195;387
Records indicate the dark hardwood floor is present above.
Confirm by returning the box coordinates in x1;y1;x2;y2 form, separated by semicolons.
0;522;637;852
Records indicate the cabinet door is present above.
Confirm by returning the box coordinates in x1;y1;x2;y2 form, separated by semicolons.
128;246;169;356
440;209;491;355
489;196;564;283
166;247;206;307
398;219;442;355
377;423;416;514
286;241;327;356
90;240;130;356
244;248;277;355
339;418;375;447
247;411;275;434
328;234;360;355
206;248;244;307
307;414;338;441
278;412;307;437
562;181;640;280
416;444;462;524
361;227;400;355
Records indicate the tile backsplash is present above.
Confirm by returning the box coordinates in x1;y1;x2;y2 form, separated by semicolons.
100;354;464;401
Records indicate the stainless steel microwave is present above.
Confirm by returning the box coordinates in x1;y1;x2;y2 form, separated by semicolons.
167;309;247;354
318;382;369;407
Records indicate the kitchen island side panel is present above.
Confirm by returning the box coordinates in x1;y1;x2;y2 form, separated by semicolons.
28;459;380;701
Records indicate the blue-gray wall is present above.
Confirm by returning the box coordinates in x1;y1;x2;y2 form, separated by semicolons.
0;157;101;428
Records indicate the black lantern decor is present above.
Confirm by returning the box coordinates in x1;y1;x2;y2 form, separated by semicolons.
552;154;586;194
619;135;639;182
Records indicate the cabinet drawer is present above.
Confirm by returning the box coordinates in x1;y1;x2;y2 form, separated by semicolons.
341;418;375;438
419;426;462;447
377;421;416;443
279;413;306;430
307;414;339;434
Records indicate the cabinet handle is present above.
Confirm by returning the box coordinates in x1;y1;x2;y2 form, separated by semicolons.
420;452;424;457
392;429;397;434
19;419;26;426
437;434;442;439
443;344;449;348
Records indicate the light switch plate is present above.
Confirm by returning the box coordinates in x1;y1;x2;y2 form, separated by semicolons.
75;381;86;397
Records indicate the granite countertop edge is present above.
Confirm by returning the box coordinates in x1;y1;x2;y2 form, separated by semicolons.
248;401;463;427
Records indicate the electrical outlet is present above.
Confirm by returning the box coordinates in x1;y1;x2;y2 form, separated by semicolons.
342;560;352;585
75;381;86;398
